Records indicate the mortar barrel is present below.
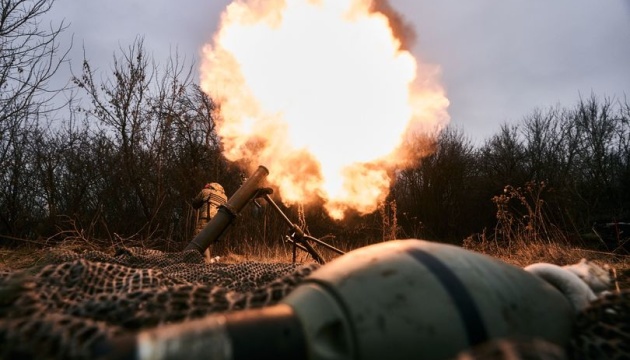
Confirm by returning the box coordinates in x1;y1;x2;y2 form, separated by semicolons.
185;165;269;254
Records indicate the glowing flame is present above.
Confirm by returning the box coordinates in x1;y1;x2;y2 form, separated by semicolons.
200;0;449;219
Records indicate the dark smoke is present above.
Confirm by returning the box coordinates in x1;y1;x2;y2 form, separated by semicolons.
369;0;417;51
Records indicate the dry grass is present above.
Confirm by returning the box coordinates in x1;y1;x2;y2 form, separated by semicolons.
0;237;110;272
213;241;310;264
0;246;42;271
0;235;351;271
463;233;630;290
2;236;629;292
460;181;630;289
212;235;353;264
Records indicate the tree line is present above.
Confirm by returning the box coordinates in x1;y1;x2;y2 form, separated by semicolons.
393;98;630;246
1;0;628;252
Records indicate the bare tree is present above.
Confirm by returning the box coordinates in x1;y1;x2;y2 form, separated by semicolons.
478;124;527;189
0;0;69;129
72;38;232;243
521;106;579;184
569;95;627;226
394;127;479;240
0;0;69;239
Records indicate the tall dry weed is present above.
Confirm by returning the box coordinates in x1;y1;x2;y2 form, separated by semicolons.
491;181;570;247
463;182;630;288
379;199;399;241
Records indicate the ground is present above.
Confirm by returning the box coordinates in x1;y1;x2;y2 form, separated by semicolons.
1;239;629;289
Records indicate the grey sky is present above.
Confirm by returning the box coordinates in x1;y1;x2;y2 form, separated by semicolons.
45;0;630;143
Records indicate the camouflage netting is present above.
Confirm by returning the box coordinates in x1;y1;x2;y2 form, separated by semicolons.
0;246;319;359
2;246;630;360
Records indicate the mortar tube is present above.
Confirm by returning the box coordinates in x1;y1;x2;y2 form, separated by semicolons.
185;165;269;254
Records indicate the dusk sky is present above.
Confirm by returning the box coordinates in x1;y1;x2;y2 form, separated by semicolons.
45;0;630;143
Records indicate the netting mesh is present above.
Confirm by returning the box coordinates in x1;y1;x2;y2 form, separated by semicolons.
2;246;630;359
0;246;319;359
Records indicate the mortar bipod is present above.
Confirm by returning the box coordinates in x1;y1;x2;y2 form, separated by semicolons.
254;188;345;265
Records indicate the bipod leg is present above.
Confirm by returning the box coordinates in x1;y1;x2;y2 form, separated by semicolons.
290;231;325;264
262;193;326;264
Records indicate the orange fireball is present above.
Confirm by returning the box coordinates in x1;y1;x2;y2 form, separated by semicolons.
200;0;449;219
